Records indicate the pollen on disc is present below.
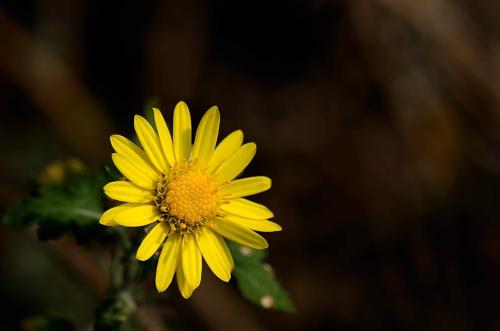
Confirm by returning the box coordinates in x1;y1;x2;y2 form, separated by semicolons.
163;167;217;224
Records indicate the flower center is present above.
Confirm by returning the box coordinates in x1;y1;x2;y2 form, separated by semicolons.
154;161;218;233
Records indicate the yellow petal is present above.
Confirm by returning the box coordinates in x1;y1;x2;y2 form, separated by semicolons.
176;255;195;299
181;234;202;288
214;143;256;185
207;130;243;174
99;204;132;226
110;135;152;166
114;203;159;227
192;106;220;168
153;108;175;166
223;214;282;232
134;115;169;174
212;217;268;249
156;233;182;292
136;222;169;261
104;181;154;203
112;153;158;189
173;101;192;162
219;198;274;219
196;227;233;282
218;176;271;198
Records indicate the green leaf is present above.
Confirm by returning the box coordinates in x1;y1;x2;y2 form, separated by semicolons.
3;170;107;243
105;163;122;182
227;241;295;312
142;96;160;126
94;290;138;331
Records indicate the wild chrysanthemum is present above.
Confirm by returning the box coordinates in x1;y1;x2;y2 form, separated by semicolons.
100;101;281;298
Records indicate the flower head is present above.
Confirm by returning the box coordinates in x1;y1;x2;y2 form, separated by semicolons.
100;101;281;298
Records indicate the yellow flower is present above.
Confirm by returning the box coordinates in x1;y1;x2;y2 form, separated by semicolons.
100;101;281;298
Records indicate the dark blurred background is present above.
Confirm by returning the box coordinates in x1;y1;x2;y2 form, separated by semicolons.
2;0;500;330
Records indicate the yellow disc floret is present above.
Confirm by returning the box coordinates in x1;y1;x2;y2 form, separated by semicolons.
165;169;217;223
155;161;218;233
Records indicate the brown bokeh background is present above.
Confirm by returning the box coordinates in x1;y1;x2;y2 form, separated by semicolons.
2;0;500;330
